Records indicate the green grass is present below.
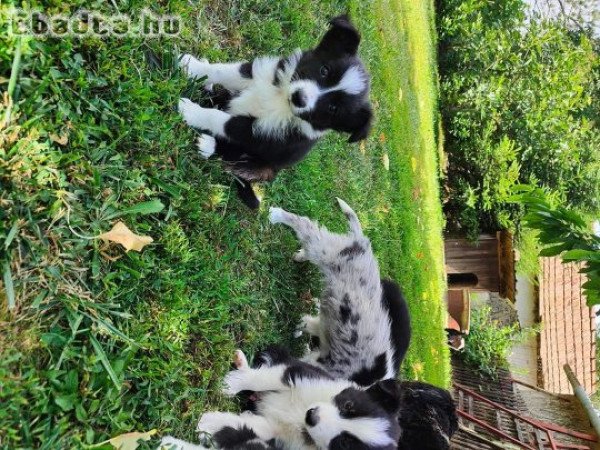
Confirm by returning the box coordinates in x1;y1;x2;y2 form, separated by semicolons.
0;0;449;447
515;227;541;282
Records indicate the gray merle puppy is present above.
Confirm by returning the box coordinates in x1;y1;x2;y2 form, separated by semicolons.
270;199;411;386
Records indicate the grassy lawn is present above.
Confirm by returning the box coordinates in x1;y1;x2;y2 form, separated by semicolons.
0;0;449;447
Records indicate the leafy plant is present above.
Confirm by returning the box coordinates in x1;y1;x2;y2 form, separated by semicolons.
462;306;523;378
510;185;600;305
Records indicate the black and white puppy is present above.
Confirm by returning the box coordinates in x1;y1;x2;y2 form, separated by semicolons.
269;199;411;387
161;346;402;450
178;15;373;209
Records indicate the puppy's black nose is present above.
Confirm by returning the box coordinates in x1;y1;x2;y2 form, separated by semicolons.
305;408;319;427
291;90;307;108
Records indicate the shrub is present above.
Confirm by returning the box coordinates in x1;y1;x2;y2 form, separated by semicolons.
462;306;522;378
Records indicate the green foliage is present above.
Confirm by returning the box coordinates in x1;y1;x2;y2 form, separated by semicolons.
515;227;541;282
461;306;522;378
511;185;600;305
1;0;450;447
438;0;600;237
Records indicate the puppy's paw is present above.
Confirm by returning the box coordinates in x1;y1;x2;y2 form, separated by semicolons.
196;134;216;159
179;54;208;73
197;412;237;435
269;207;286;224
233;349;249;369
160;436;205;450
178;98;203;126
293;248;308;262
222;369;251;396
299;314;321;336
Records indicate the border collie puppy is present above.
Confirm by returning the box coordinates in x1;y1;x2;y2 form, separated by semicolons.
205;348;401;450
162;347;402;450
178;15;372;209
269;199;411;387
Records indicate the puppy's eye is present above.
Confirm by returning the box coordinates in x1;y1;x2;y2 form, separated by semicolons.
328;104;338;114
342;400;354;412
320;65;330;77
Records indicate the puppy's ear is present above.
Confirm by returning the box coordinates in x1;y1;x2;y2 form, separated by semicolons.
367;379;402;415
348;104;373;143
316;15;361;56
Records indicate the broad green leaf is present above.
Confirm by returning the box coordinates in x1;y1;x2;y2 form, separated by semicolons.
105;199;165;220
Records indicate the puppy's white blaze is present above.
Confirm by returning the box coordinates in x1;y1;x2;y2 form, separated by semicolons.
307;403;395;448
196;134;216;159
335;65;368;95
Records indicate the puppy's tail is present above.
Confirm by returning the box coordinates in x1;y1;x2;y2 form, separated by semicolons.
337;198;363;236
235;180;261;210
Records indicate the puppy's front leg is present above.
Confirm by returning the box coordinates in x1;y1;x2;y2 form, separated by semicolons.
179;55;252;91
197;411;277;444
222;364;288;396
179;99;255;144
179;98;230;136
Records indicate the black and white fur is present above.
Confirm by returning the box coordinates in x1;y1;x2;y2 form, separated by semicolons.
178;15;372;209
161;347;402;450
270;199;411;387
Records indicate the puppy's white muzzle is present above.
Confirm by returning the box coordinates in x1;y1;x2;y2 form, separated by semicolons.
289;80;320;114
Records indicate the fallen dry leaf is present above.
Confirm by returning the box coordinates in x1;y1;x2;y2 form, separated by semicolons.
379;132;386;144
98;221;153;252
359;141;366;155
49;132;68;146
382;153;390;171
93;429;157;450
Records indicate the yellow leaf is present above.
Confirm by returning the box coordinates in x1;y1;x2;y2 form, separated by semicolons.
98;221;153;252
382;153;389;171
94;430;157;450
49;132;68;146
359;141;366;155
398;88;403;102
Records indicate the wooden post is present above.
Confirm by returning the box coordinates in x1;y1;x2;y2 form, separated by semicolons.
564;364;600;437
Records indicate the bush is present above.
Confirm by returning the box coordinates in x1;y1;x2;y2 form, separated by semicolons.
438;0;600;237
462;306;523;378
